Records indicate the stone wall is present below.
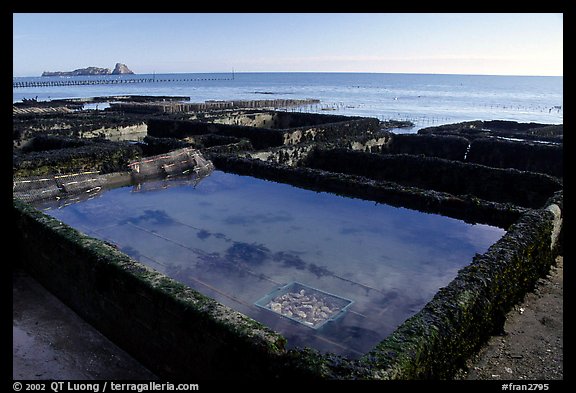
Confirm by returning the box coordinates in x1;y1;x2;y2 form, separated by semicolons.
147;113;380;150
466;138;562;178
13;137;142;177
375;134;470;161
305;148;562;209
13;199;289;379
147;118;286;150
210;154;525;229
360;191;563;379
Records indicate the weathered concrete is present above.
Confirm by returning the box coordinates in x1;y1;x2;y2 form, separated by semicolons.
147;112;381;150
242;143;317;167
304;148;562;208
13;269;157;380
417;121;563;177
13;136;142;178
209;154;525;229
359;191;563;379
13;198;289;379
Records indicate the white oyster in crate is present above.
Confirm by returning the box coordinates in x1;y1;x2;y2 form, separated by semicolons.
265;288;342;328
255;282;353;329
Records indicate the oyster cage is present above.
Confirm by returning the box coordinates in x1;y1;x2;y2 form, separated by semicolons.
255;282;354;329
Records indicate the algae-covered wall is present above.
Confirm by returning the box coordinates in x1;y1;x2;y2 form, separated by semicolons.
360;191;563;379
375;134;470;161
147;118;286;150
466;138;563;178
13;138;142;177
415;121;563;177
12;199;289;379
147;114;380;150
369;132;562;178
209;154;525;230
305;148;562;209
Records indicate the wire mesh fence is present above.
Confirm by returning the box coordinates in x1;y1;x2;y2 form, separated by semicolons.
14;148;215;204
13;171;102;203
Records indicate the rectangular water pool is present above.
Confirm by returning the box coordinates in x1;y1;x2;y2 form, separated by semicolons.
34;170;505;358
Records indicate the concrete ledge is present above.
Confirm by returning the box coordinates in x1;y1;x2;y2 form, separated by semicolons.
467;138;562;178
13;138;142;177
13;199;287;379
147;113;380;150
209;154;526;229
305;148;562;208
360;192;562;378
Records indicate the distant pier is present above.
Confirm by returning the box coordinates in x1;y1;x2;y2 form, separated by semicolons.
13;75;233;88
108;98;322;113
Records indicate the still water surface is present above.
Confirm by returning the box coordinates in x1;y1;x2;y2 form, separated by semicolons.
35;171;505;357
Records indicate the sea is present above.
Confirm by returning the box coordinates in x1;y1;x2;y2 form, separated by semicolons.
12;72;563;132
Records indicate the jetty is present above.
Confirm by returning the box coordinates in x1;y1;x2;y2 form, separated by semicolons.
13;75;233;89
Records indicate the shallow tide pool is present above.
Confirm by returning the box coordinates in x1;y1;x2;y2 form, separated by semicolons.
35;171;505;358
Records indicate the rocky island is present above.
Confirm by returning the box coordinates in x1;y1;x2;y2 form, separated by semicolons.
42;63;134;77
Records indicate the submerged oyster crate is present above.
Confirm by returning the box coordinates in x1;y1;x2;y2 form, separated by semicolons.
255;282;354;329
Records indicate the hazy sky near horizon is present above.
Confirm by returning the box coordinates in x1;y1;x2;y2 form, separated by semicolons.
13;13;563;77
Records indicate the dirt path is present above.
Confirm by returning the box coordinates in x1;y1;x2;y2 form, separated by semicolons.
456;256;563;380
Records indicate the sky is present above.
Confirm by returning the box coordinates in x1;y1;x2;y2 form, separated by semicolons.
12;13;563;77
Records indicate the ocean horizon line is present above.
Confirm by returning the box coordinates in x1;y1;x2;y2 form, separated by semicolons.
13;70;563;79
